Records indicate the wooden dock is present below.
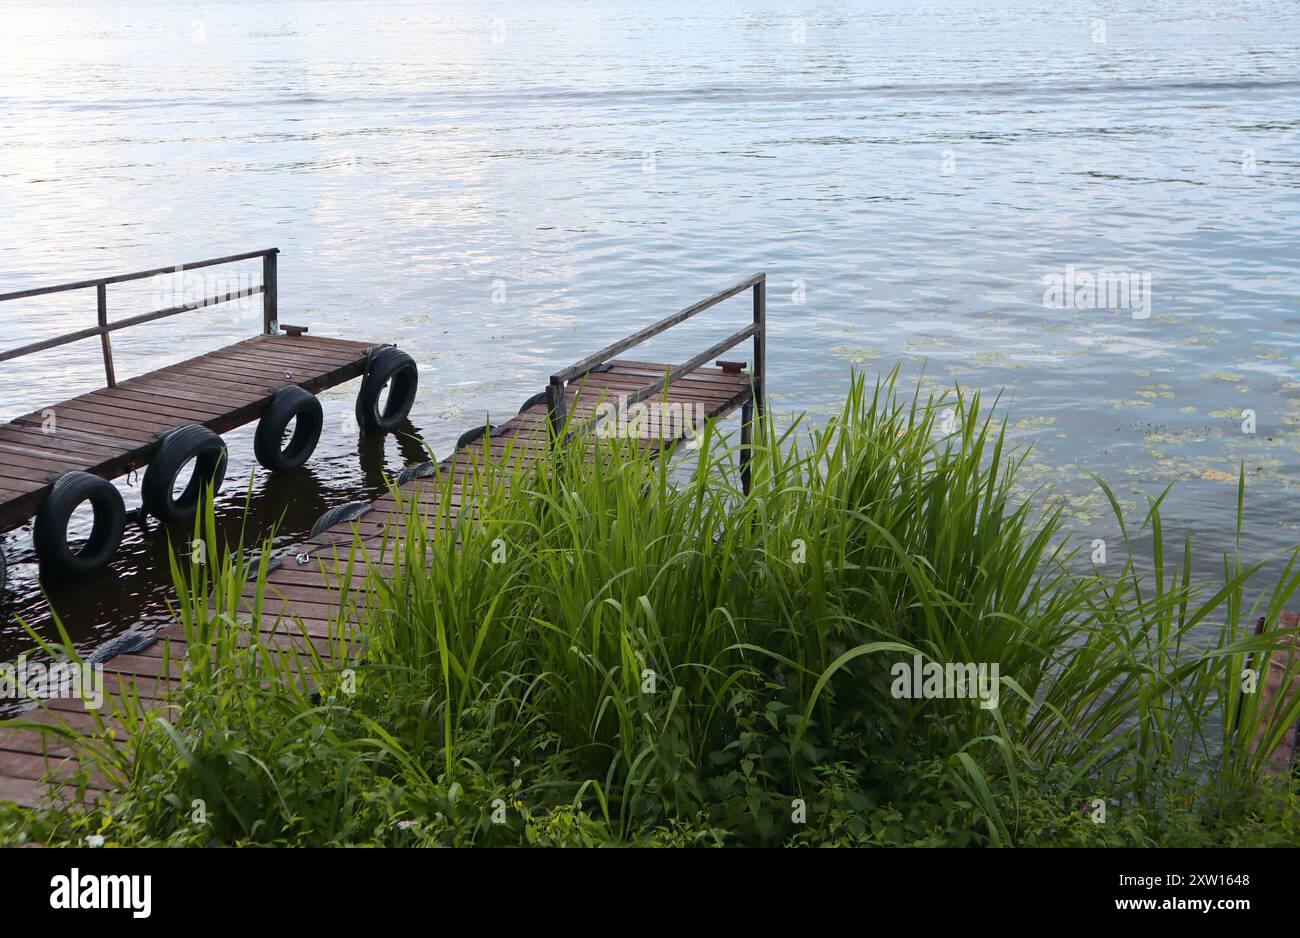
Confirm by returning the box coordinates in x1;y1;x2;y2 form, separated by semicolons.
1251;611;1300;779
0;272;767;809
0;333;375;532
254;357;755;630
0;248;418;590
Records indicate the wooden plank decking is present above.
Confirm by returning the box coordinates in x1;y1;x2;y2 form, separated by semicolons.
0;359;754;808
0;333;376;532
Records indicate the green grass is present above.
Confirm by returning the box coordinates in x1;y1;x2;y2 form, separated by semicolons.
4;368;1300;847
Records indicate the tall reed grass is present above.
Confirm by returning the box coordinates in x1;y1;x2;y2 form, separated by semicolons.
12;369;1300;846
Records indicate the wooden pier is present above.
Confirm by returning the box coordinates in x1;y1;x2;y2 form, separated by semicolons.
0;333;375;531
254;357;756;628
0;248;417;590
0;272;766;808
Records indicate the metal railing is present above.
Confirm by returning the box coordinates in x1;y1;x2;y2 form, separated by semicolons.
545;272;766;485
0;248;280;387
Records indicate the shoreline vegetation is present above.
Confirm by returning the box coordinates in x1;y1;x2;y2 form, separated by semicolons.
4;370;1300;847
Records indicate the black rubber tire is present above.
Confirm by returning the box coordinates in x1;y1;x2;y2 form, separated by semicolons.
309;500;372;538
33;471;125;576
456;423;498;450
355;347;418;432
255;385;324;471
141;424;227;523
395;462;439;486
519;390;549;414
88;630;159;665
0;547;6;593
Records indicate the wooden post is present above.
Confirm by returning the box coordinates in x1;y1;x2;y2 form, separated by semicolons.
262;250;279;334
545;376;567;445
97;282;115;387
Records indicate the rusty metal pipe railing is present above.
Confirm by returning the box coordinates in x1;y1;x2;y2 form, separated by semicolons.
544;272;766;489
0;248;281;387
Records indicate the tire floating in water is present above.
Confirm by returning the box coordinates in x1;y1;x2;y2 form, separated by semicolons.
255;385;324;471
355;346;418;432
141;424;228;523
33;471;126;576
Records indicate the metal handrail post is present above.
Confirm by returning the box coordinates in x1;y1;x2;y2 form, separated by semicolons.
752;276;765;422
263;250;279;334
739;276;765;494
97;282;115;387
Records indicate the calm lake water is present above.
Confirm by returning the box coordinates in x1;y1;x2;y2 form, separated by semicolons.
1;0;1298;661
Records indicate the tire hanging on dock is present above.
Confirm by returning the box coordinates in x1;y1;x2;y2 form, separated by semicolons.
456;422;498;450
255;385;324;471
142;424;228;523
33;471;126;576
394;461;439;486
309;500;372;538
355;346;418;432
518;390;548;414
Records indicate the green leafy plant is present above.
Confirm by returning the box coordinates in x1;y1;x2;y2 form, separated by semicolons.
10;368;1299;846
